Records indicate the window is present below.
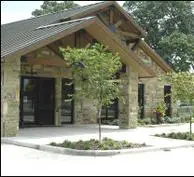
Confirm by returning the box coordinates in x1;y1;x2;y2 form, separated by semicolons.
101;99;118;124
61;78;74;124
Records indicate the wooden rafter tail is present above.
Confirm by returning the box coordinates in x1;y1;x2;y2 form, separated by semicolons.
115;30;139;38
114;20;122;28
131;39;141;51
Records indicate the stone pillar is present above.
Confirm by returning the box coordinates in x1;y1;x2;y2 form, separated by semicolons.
74;98;97;124
142;77;165;118
119;66;138;128
55;77;62;126
1;57;21;137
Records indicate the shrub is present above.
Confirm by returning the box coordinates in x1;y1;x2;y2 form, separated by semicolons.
49;137;147;150
138;117;153;125
155;132;194;141
50;142;57;146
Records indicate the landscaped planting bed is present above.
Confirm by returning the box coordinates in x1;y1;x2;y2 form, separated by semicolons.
155;132;194;141
50;137;146;150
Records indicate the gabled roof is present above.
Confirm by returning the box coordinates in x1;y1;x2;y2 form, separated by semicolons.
1;1;171;75
1;17;94;58
1;1;145;59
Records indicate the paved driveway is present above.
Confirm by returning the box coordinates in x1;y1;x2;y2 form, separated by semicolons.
1;123;194;148
1;144;194;176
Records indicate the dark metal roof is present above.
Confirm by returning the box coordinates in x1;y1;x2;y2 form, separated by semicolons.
1;1;107;58
1;17;95;58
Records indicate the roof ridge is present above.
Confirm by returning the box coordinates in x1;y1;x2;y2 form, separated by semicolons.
36;16;95;30
1;1;106;26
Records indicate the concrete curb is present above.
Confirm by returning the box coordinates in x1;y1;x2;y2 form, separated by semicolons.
140;123;186;128
1;138;194;156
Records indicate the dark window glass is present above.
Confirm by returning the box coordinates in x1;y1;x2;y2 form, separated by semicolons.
61;78;74;124
138;83;145;119
101;99;118;124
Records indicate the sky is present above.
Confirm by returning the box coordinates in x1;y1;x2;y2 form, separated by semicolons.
1;1;125;24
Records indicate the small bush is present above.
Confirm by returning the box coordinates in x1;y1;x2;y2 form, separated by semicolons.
138;117;152;125
50;142;57;146
143;117;152;124
163;116;191;124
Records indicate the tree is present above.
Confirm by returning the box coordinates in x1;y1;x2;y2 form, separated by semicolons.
123;1;194;72
60;43;122;142
159;32;194;72
32;1;79;17
162;72;194;138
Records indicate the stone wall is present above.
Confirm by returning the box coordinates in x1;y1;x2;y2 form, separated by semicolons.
139;61;171;118
74;99;97;124
119;65;138;128
1;56;21;137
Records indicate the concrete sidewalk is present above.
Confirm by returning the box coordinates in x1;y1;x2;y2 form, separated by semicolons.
1;123;194;155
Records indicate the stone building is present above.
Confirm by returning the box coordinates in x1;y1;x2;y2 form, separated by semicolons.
1;1;172;137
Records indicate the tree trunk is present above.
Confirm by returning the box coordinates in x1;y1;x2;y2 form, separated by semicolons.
189;108;192;138
80;98;84;119
97;107;102;143
190;116;192;137
189;102;193;138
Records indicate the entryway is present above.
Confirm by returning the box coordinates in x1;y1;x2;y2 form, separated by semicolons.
19;76;55;127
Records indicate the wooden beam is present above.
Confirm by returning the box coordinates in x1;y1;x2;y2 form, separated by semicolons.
85;19;155;77
96;13;109;26
26;57;67;67
83;32;94;44
109;8;114;25
47;44;63;59
116;30;139;38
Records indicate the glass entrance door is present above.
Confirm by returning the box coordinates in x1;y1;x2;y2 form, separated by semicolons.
37;78;55;125
20;77;36;126
20;77;55;127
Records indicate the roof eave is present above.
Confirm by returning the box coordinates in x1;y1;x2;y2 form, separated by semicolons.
139;40;173;73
